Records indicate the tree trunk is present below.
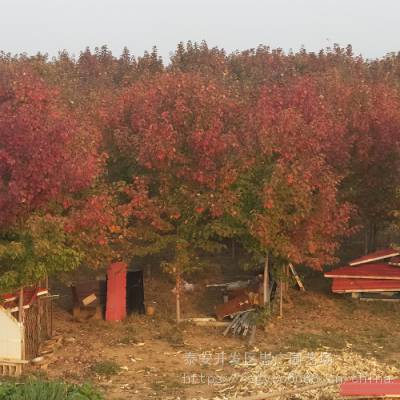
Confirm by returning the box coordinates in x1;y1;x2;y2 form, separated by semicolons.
176;270;181;324
284;265;289;298
285;265;294;305
263;254;269;306
279;277;283;318
364;225;369;255
371;222;377;252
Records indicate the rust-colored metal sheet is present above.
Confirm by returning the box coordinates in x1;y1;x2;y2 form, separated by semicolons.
349;248;399;266
1;288;48;311
332;277;400;293
105;262;127;322
325;264;400;280
215;294;253;320
389;256;400;266
340;379;400;397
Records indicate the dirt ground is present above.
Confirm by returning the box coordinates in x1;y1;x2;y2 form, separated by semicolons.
25;267;400;399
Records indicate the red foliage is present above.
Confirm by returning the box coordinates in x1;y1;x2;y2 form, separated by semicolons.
0;71;102;225
246;77;353;268
108;72;244;220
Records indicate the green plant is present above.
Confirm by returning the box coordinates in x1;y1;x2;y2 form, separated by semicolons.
0;381;103;400
90;360;121;376
253;306;272;325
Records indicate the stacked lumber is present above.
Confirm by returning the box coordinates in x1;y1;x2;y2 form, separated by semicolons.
223;309;256;337
325;248;400;297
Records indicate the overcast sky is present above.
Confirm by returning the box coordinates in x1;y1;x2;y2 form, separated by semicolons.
1;0;399;61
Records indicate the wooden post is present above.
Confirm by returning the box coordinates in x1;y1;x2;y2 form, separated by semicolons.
44;275;50;337
18;287;25;362
287;264;290;291
263;253;269;306
176;269;181;324
37;297;42;343
18;287;24;323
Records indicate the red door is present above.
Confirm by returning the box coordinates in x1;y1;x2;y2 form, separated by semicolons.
105;262;127;321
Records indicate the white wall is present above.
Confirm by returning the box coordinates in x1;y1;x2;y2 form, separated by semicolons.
0;307;23;361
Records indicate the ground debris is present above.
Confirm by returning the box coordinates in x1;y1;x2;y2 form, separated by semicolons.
205;350;399;400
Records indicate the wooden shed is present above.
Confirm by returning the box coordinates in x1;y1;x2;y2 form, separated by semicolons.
0;307;24;376
325;248;400;300
0;286;53;376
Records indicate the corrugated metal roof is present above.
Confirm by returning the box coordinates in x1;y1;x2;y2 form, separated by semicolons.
332;278;400;293
348;248;399;266
325;263;400;280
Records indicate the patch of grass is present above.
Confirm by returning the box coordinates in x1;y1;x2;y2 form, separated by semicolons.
158;325;184;346
361;300;400;315
150;377;184;394
350;325;400;360
154;320;185;346
116;324;141;345
90;360;120;376
0;380;103;400
118;335;135;345
338;297;359;314
286;331;347;351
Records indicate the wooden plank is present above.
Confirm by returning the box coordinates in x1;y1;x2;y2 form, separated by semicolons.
82;293;97;306
185;319;229;327
289;264;305;291
360;297;400;302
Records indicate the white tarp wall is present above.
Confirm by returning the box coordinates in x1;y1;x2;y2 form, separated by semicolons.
0;307;23;361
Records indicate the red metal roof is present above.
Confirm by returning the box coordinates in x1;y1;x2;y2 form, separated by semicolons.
325;263;400;280
340;379;400;397
389;256;400;266
0;287;48;312
349;248;399;266
332;278;400;293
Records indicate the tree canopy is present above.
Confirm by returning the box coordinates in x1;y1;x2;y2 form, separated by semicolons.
1;42;400;292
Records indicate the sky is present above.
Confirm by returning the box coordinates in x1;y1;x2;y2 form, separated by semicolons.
1;0;400;61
